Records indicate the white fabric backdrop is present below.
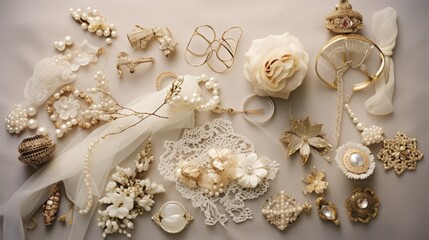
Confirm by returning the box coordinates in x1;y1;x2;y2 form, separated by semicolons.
1;0;428;239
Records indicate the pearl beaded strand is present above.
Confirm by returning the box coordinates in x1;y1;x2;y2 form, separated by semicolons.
344;103;384;146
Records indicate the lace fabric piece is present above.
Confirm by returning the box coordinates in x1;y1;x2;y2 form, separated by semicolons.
23;40;101;106
159;118;279;226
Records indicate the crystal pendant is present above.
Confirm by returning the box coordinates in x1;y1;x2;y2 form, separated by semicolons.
261;191;311;231
316;197;340;225
152;201;193;234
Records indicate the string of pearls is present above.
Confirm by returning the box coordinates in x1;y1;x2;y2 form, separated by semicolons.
70;7;117;45
168;74;220;111
344;103;384;146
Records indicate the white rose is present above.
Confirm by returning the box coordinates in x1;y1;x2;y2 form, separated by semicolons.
243;33;309;99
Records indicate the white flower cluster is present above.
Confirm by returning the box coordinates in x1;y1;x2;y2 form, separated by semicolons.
97;142;165;238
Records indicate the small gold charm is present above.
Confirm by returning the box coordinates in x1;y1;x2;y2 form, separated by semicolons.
316;197;340;225
116;52;154;79
345;188;380;223
377;132;423;176
281;117;332;165
261;191;311;231
302;167;328;195
152;201;193;234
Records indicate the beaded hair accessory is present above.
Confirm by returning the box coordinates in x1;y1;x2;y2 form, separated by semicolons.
159;118;279;226
127;25;178;57
185;25;242;73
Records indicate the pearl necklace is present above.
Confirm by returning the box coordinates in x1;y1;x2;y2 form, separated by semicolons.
168;74;220;111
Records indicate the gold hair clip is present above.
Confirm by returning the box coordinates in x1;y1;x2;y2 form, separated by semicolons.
127;25;178;57
185;25;242;73
116;52;154;79
261;191;311;231
325;0;363;33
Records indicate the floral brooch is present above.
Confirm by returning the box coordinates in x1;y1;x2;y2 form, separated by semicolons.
336;142;375;180
345;188;380;223
281;117;332;165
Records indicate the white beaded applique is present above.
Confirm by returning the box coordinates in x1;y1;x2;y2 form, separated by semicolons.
159;118;279;226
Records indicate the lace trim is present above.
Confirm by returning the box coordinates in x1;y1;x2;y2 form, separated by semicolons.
159;118;279;225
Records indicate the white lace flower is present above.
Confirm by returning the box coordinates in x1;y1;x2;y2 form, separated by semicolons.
235;153;268;188
53;95;80;120
106;192;134;219
243;33;309;99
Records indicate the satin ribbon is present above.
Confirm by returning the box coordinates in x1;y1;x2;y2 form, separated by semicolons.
365;7;398;115
0;77;198;240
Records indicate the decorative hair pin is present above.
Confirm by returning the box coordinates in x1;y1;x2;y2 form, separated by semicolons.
127;25;178;57
280;116;332;165
54;35;74;51
325;0;363;33
70;7;117;45
185;25;242;73
116;52;154;79
261;191;311;231
345;188;380;223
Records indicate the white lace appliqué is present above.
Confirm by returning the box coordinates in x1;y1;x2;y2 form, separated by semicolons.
159;118;279;226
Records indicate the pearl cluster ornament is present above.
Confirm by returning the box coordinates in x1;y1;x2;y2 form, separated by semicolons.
261;191;311;231
54;35;74;51
345;103;384;146
168;74;220;111
5;104;38;134
69;7;117;45
127;26;178;57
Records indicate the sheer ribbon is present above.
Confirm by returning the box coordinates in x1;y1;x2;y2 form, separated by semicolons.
365;7;398;115
0;76;198;240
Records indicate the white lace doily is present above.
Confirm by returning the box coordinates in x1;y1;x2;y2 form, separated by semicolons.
159;118;279;226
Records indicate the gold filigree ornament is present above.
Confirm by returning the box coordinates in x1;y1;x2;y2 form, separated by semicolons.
152;201;193;234
336;142;375;180
281;117;332;165
261;191;311;231
377;132;423;176
302;167;328;195
345;188;380;223
325;0;363;34
316;197;340;225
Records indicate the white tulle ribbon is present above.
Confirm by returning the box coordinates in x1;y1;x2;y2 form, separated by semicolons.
364;7;398;115
0;78;198;240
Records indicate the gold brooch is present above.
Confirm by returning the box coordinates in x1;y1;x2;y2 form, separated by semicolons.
261;191;311;231
302;167;328;195
325;0;363;33
152;201;193;234
377;132;423;176
336;142;375;180
316;197;340;225
345;188;380;223
280;116;332;165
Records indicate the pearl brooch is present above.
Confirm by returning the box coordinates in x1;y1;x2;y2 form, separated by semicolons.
261;191;311;231
336;142;375;180
70;7;117;45
345;103;384;146
152;201;193;234
168;74;221;111
54;35;74;51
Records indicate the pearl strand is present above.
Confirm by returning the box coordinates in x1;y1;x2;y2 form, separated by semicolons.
168;74;220;111
344;103;384;146
79;136;103;214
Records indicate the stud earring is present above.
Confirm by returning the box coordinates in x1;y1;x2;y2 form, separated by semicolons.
127;25;178;57
116;52;154;79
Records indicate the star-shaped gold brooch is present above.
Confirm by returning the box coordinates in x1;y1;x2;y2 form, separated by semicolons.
281;117;332;165
377;132;423;176
302;168;328;195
